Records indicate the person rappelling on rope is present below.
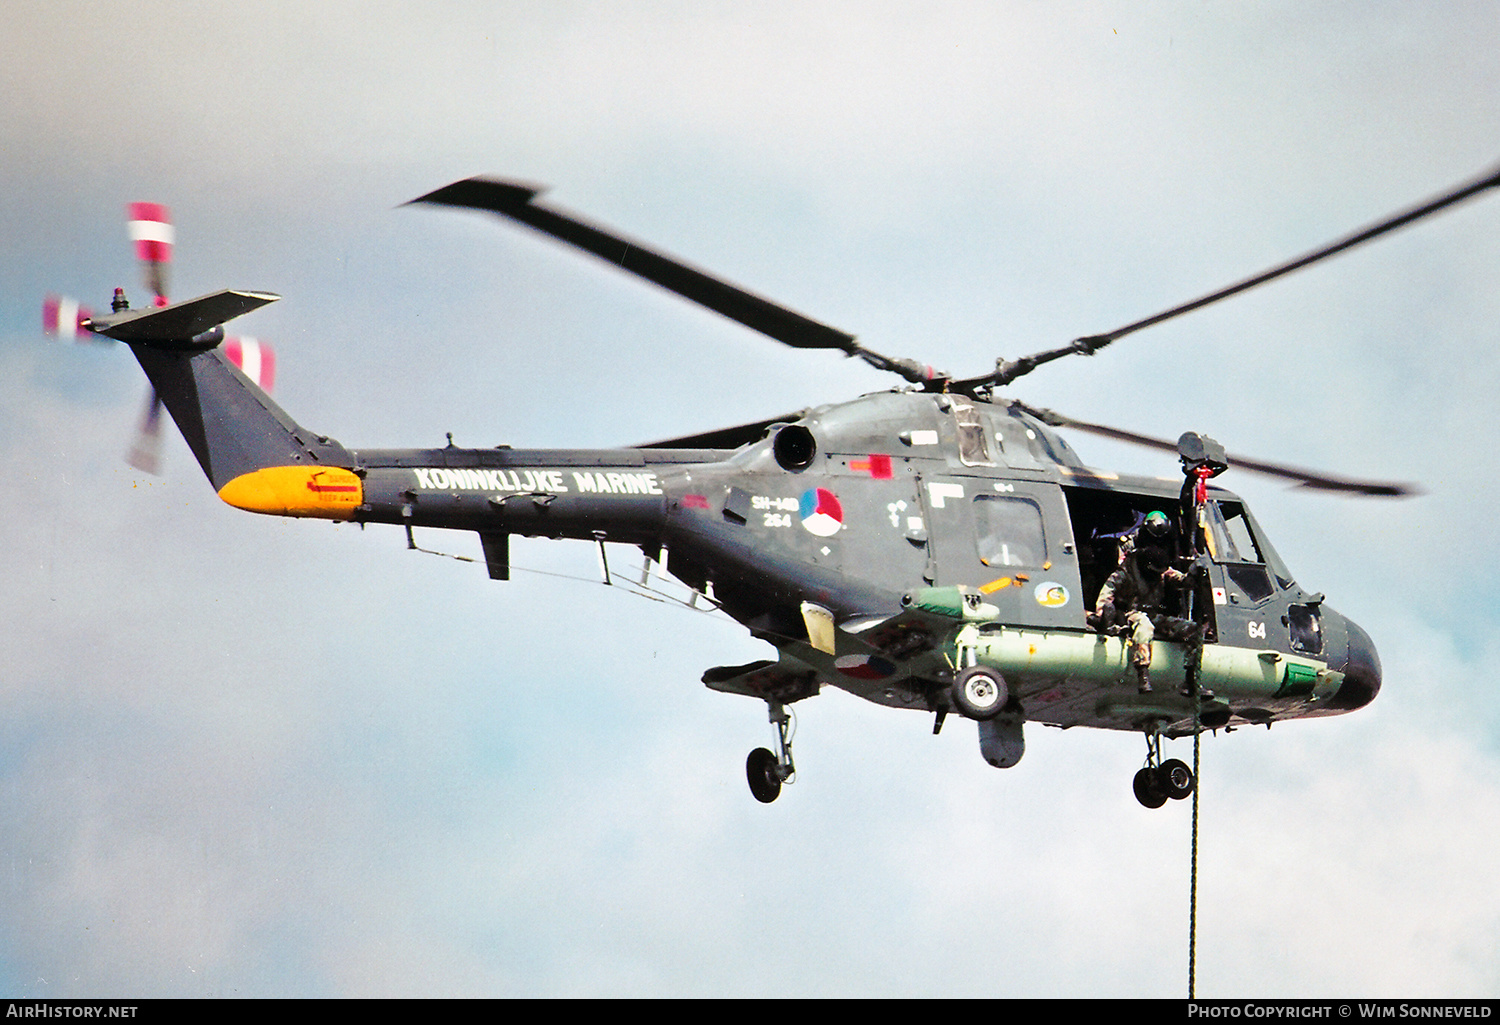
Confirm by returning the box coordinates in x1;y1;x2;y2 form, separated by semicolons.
1093;510;1188;693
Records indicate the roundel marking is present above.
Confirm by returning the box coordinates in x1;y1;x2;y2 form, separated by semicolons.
834;654;897;680
799;487;844;537
1034;581;1070;608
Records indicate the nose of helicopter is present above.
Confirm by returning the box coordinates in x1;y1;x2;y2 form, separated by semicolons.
1328;614;1382;710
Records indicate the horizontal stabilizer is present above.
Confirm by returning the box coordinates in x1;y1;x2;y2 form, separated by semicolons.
90;289;279;344
702;658;819;703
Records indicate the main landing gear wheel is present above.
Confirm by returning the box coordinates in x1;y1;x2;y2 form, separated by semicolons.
951;666;1008;721
746;747;782;804
1133;725;1195;808
1132;758;1195;807
1157;758;1195;800
1133;767;1168;809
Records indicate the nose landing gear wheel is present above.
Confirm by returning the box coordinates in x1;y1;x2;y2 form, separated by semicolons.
746;747;782;804
952;666;1008;721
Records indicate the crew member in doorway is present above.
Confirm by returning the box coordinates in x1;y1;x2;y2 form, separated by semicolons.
1092;510;1186;693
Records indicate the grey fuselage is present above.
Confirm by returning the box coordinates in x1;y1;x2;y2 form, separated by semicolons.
337;388;1380;734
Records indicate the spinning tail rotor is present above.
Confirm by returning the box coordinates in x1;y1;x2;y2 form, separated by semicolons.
43;201;278;474
124;202;175;473
42;295;96;342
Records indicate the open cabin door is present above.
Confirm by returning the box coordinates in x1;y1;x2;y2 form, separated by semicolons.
1061;483;1223;642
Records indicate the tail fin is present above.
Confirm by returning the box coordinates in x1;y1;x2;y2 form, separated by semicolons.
99;290;353;491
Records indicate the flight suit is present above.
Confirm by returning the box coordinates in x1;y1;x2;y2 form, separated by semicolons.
1094;534;1186;692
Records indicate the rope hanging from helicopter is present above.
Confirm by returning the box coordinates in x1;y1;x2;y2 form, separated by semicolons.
1189;689;1202;999
1178;443;1220;1001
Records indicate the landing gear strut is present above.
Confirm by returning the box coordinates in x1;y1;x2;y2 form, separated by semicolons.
1133;724;1194;808
747;701;796;803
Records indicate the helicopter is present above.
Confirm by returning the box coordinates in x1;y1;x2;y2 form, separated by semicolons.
60;162;1499;807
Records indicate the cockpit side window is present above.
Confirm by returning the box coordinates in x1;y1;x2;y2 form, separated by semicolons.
1207;500;1276;603
1204;501;1264;564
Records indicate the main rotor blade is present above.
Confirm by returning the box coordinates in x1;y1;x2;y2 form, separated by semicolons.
1100;161;1500;346
1014;402;1419;497
410;178;860;353
980;160;1500;389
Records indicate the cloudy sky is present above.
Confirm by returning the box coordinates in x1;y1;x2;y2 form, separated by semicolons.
2;1;1498;998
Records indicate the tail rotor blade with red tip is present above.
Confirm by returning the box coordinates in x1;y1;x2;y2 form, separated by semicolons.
43;295;95;341
48;199;279;474
224;336;276;391
124;202;173;472
127;202;173;304
126;391;164;475
123;201;172;472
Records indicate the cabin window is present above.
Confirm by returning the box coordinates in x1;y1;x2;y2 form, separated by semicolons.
974;495;1046;567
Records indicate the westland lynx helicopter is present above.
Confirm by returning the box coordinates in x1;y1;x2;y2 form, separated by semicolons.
58;164;1499;806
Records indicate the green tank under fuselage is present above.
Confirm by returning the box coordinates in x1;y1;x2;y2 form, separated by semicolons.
952;623;1343;732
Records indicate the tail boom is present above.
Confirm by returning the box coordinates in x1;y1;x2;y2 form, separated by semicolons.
116;292;722;547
